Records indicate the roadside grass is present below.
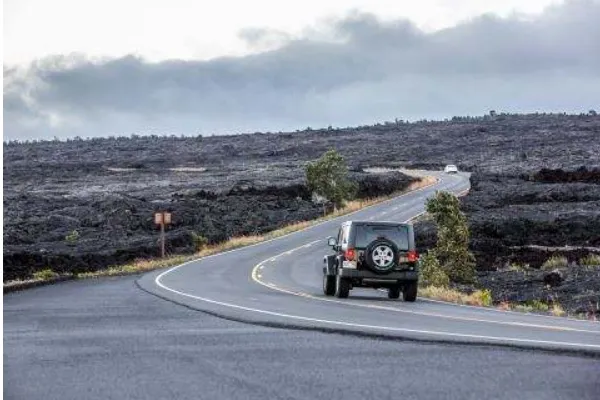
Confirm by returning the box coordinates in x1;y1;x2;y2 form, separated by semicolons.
5;175;437;289
33;268;60;280
579;254;600;267
419;286;493;307
541;255;568;270
505;262;530;272
550;303;566;317
529;299;551;312
76;255;194;279
499;299;550;314
419;287;584;319
3;269;75;292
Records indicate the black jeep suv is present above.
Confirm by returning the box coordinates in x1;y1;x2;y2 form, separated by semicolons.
323;221;419;301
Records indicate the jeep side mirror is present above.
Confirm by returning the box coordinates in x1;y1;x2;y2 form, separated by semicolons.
327;237;338;248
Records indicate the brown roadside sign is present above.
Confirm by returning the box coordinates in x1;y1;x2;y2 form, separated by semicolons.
163;212;172;224
154;212;163;224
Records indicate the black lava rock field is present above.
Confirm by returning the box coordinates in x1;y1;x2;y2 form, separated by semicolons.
3;143;416;281
4;112;600;315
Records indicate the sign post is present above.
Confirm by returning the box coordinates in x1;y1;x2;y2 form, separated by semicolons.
154;211;172;258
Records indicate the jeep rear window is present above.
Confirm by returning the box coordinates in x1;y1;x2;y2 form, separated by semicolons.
355;225;409;250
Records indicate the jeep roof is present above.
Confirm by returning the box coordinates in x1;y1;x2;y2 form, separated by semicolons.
337;220;415;251
341;220;411;226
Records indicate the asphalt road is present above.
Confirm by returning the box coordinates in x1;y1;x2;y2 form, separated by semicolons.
140;172;600;352
4;172;600;399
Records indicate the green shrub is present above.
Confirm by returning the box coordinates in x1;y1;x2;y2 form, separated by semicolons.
33;269;59;281
419;251;450;288
190;232;209;252
507;263;529;271
541;255;568;270
528;300;549;312
305;149;357;209
512;304;534;313
426;191;476;283
511;300;550;313
471;289;493;307
65;230;80;243
579;254;600;266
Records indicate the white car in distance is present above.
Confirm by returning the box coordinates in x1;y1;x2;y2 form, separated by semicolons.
444;164;459;174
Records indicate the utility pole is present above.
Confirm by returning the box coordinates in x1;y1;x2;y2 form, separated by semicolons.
154;211;172;258
160;220;165;257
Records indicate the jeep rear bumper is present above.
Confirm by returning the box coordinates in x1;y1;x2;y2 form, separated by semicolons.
338;268;418;281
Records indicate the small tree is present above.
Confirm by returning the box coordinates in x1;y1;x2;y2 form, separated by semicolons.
419;250;450;287
305;150;356;210
426;191;476;283
190;232;209;252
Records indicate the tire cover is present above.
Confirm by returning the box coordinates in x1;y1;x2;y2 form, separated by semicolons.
365;238;399;274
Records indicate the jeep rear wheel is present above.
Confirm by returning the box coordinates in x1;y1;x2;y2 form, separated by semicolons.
323;274;335;296
403;281;418;302
335;275;350;298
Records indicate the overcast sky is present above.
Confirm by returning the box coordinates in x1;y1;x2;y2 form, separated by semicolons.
4;0;600;140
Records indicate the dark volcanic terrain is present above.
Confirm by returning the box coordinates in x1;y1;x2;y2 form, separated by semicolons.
4;113;600;315
3;139;417;280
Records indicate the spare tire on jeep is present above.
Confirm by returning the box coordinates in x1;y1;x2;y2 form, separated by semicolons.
365;238;398;274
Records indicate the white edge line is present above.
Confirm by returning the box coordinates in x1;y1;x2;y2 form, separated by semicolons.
252;244;600;334
154;269;600;350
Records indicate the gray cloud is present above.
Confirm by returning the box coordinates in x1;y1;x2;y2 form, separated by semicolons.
4;0;600;140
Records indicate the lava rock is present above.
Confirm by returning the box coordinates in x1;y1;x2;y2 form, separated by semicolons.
543;270;564;287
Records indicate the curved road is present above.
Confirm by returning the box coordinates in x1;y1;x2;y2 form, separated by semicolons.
5;172;600;400
140;172;600;352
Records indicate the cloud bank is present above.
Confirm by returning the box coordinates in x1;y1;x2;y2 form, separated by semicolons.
4;0;600;140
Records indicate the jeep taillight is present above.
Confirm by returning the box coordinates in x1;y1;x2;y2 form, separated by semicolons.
407;250;419;262
345;248;356;261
